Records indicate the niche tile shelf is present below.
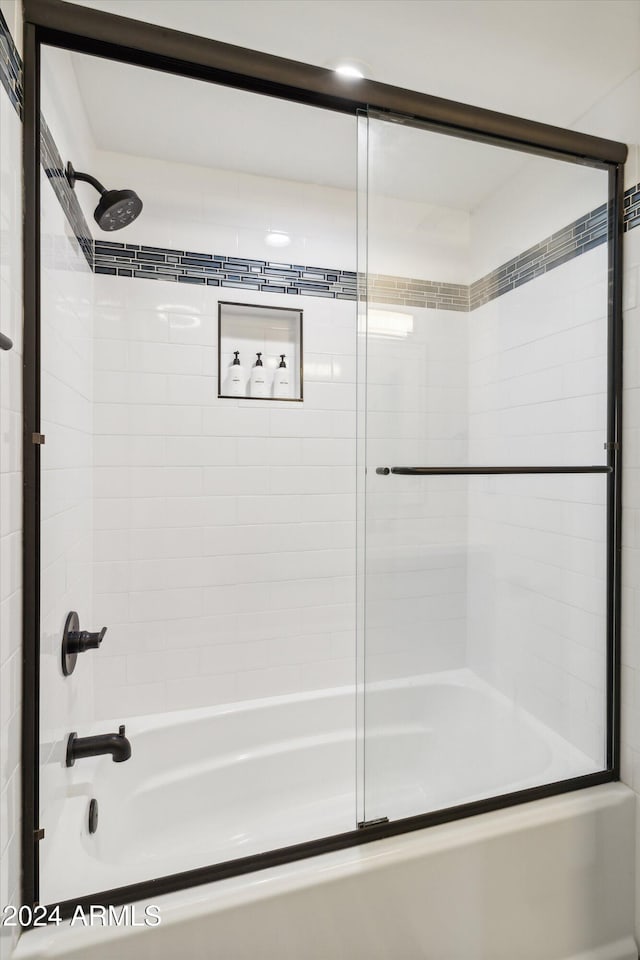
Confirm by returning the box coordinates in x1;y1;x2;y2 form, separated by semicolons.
218;301;303;402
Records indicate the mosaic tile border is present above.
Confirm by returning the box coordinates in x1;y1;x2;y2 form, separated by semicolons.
470;185;638;310
0;8;22;119
94;185;640;311
95;185;638;312
0;13;92;267
40;117;94;268
469;201;609;310
1;16;639;307
94;242;357;300
368;275;468;311
624;183;640;234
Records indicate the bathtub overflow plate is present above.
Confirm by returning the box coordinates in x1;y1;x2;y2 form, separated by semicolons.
88;798;99;835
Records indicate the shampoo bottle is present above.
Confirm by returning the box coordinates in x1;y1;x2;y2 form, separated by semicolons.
248;352;268;398
226;351;246;397
272;354;290;399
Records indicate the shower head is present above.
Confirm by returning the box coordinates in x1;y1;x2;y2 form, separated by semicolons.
65;162;143;232
94;188;143;232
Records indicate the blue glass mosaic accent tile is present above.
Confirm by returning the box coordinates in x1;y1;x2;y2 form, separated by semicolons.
2;21;639;308
0;9;22;119
624;184;640;233
468;198;613;310
40;116;94;268
94;241;360;302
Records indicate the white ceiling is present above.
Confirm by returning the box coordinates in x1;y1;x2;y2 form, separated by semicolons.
70;0;640;129
61;0;639;209
67;50;535;208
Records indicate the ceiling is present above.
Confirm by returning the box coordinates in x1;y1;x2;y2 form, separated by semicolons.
70;0;640;131
67;50;533;209
60;0;639;211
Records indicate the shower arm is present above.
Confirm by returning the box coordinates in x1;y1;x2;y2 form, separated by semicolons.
65;162;106;196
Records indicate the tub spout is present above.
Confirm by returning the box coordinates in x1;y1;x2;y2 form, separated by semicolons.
66;725;132;767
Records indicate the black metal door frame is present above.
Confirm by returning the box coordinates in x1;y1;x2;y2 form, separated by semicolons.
22;0;625;917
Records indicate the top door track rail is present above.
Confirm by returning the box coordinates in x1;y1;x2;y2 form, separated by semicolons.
376;466;613;475
23;0;627;167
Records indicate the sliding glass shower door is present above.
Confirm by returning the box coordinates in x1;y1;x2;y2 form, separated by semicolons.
357;110;613;827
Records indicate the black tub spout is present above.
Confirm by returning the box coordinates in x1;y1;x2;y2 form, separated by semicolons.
66;725;132;766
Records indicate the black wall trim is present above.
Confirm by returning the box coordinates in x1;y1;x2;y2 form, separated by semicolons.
22;19;41;911
607;163;624;776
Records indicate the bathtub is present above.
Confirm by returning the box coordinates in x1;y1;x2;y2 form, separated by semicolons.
20;670;636;959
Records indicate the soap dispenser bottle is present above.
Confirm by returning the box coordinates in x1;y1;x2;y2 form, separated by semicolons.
272;354;290;399
248;352;268;398
226;351;246;397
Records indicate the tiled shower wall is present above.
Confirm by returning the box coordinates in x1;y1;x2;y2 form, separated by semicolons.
1;15;639;936
91;278;358;717
0;4;22;958
56;144;638;737
466;246;609;763
37;43;96;898
364;310;469;684
38;167;95;886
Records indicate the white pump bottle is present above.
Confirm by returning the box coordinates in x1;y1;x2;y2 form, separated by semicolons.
248;352;268;398
226;350;246;397
272;354;290;399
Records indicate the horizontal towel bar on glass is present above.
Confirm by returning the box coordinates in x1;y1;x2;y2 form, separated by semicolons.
0;332;13;351
375;465;613;476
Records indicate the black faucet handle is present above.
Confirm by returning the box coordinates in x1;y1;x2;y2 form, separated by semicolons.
78;627;107;650
69;626;107;653
62;613;108;676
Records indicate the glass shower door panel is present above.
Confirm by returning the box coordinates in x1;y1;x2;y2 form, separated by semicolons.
362;473;607;824
38;45;361;905
358;110;611;826
360;113;610;469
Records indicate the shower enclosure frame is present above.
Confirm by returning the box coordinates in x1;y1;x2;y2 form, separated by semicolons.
21;0;626;917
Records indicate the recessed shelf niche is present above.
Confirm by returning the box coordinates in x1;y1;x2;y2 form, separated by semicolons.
218;301;303;402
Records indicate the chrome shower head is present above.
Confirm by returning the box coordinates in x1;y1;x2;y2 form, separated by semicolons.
65;162;143;232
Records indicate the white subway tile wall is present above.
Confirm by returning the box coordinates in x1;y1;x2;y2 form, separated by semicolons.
465;226;609;766
0;4;21;957
364;308;469;683
90;148;474;283
92;277;358;718
37;167;96;897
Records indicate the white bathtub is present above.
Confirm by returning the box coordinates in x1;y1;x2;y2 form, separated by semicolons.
40;668;603;905
21;670;636;960
17;785;636;960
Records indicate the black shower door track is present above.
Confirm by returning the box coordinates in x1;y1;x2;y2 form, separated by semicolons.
21;0;625;919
